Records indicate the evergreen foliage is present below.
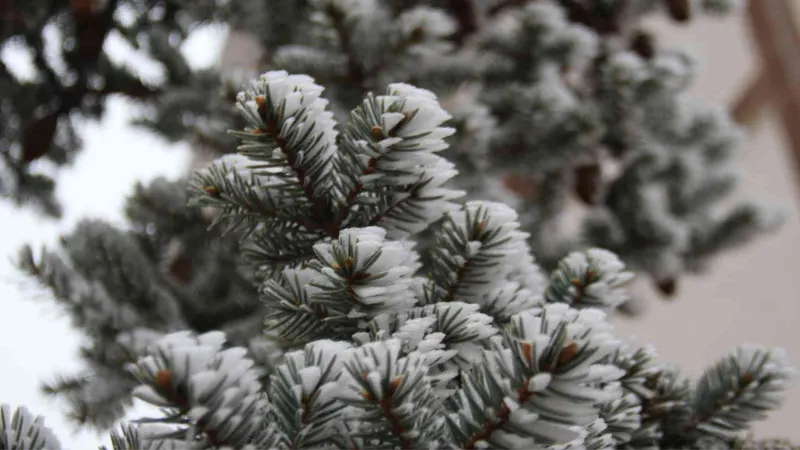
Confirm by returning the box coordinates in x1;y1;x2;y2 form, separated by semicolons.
2;0;779;297
3;0;796;449
0;0;229;217
4;69;796;449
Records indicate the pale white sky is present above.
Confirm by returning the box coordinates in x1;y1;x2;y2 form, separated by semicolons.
0;25;227;449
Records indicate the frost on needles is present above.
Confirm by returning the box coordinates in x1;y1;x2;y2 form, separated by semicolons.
4;0;779;302
3;71;796;450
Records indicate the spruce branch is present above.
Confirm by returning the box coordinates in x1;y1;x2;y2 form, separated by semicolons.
6;15;795;444
424;201;531;305
339;82;462;236
689;346;796;442
0;405;62;450
322;0;369;91
127;331;276;448
339;339;447;449
447;304;625;448
268;340;353;448
597;393;644;446
262;227;420;342
191;71;463;280
261;267;336;343
101;423;194;450
544;248;634;312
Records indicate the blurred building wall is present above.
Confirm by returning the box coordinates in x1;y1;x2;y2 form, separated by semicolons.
212;5;800;440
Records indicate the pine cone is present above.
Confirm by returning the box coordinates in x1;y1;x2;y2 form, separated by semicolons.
631;30;656;60
656;277;678;297
664;0;692;23
574;163;603;205
21;112;59;163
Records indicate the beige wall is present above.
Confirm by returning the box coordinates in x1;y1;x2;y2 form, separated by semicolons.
217;5;800;440
615;5;800;440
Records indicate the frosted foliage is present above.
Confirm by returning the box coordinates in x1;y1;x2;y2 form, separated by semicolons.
235;70;339;193
436;201;531;299
116;328;165;357
5;1;795;448
597;393;643;445
192;70;464;263
311;226;417;317
694;346;797;440
397;7;457;49
447;303;625;448
0;406;61;450
341;83;463;238
9;37;793;450
128;331;269;448
339;339;446;447
104;423;199;450
268;340;353;448
216;153;254;178
545;249;635;312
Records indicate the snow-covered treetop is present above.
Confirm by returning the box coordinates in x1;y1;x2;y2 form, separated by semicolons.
5;68;794;450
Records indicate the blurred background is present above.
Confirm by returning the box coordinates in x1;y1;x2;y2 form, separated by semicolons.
2;2;800;447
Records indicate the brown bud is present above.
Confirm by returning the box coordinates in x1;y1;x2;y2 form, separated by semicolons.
521;341;534;364
370;125;384;140
389;376;403;393
475;221;485;235
557;342;579;366
574;163;603;206
203;186;219;198
155;369;172;391
664;0;691;23
631;30;656;60
255;95;268;117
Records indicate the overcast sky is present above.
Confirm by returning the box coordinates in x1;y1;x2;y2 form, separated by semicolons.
0;25;227;449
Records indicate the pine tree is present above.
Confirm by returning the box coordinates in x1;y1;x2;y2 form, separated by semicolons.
5;69;797;449
3;1;795;448
3;0;779;294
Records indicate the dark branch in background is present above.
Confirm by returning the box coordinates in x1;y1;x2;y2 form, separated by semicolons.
326;4;367;92
446;0;478;44
2;0;194;217
20;0;121;163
